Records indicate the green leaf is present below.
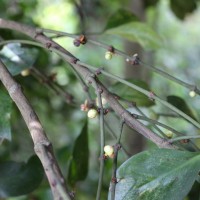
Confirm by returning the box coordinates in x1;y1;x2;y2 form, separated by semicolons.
167;95;197;121
0;88;12;141
109;149;200;200
68;121;89;186
110;79;154;107
0;155;44;198
0;43;38;76
170;0;197;19
105;22;162;50
104;9;139;30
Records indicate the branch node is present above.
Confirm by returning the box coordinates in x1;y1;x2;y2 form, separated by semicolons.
108;45;115;53
34;28;44;39
126;53;140;65
95;68;102;75
70;57;79;64
149;91;156;101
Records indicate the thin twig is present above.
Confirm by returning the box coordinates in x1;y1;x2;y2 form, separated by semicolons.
39;29;200;95
93;78;105;200
169;135;200;143
78;63;200;129
0;18;177;149
31;67;75;105
104;121;130;157
110;121;124;200
134;106;166;137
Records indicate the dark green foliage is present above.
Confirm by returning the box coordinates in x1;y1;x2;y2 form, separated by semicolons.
0;155;44;198
170;0;198;19
167;95;198;121
109;149;200;200
68;121;89;186
0;88;12;141
104;9;139;30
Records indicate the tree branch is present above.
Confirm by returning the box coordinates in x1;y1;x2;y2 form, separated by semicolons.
0;18;177;150
0;59;72;200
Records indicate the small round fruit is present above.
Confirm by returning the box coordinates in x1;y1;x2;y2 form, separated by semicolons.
21;69;30;76
105;51;113;60
189;90;196;98
87;109;98;119
104;145;114;157
165;131;173;138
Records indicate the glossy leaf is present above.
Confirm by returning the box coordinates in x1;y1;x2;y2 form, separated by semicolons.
0;43;38;76
109;149;200;200
68;121;89;186
0;155;44;198
170;0;197;19
105;22;162;50
167;95;197;121
104;9;138;30
110;79;154;107
0;89;12;141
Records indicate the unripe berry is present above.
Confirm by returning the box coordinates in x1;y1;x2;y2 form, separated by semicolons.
21;69;30;76
105;51;113;60
104;145;114;157
165;131;173;138
87;109;98;119
189;90;196;98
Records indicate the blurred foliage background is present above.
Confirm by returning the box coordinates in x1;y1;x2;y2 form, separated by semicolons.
1;0;200;199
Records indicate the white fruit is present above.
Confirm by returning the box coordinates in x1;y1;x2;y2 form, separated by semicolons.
105;51;113;60
87;109;98;119
189;91;196;98
21;69;30;76
104;145;114;157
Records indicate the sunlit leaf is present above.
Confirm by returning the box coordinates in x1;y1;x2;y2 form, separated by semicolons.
110;79;154;107
0;88;12;141
105;22;162;50
0;155;44;198
109;149;200;200
0;43;38;76
68;121;89;186
167;95;197;121
104;9;138;30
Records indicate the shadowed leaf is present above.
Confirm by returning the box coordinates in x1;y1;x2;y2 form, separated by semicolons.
167;95;197;121
170;0;197;19
68;121;89;186
0;155;44;198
